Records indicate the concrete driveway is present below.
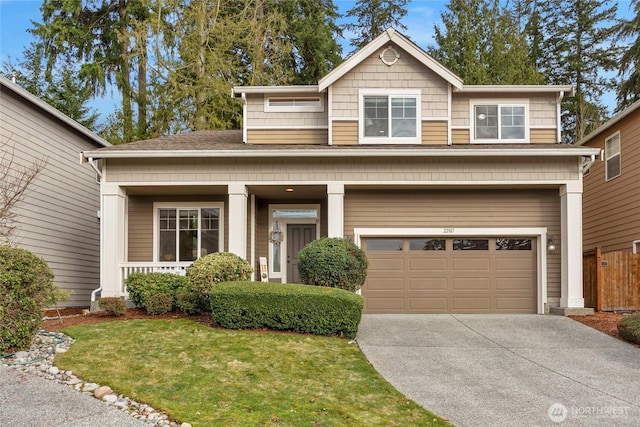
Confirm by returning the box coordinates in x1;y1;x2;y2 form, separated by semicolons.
357;314;640;426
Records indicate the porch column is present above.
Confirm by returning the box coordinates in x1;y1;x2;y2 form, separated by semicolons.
101;183;126;298
560;182;584;308
327;183;344;238
228;183;248;259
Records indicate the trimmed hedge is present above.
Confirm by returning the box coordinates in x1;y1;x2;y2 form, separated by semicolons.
0;245;56;351
297;237;368;292
210;281;363;339
99;297;126;316
618;314;640;344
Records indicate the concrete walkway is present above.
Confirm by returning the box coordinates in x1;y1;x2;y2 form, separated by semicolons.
357;314;640;426
0;366;148;427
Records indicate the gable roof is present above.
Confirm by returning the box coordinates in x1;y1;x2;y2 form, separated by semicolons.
576;99;640;146
0;75;110;148
318;28;463;92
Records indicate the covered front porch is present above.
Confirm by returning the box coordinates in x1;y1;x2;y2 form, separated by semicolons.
101;183;345;298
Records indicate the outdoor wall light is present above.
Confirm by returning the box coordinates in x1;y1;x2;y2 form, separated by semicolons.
547;238;556;251
285;187;294;192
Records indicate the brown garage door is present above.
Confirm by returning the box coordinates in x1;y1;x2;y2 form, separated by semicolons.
362;237;536;314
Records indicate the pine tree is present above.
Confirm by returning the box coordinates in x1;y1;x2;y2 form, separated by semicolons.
616;0;640;111
344;0;409;51
430;0;544;85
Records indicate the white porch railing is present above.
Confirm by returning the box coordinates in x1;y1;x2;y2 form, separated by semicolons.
119;262;190;294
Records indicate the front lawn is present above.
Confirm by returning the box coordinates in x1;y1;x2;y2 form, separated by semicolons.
56;319;450;426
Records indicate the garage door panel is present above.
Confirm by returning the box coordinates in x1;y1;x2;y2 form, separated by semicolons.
368;257;404;272
408;277;448;290
496;277;535;291
409;297;448;311
452;297;491;312
408;257;448;271
452;277;491;291
452;257;491;271
365;297;405;311
496;257;535;271
495;297;537;313
366;278;404;291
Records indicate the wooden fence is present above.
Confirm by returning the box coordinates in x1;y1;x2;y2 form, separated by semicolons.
583;248;640;311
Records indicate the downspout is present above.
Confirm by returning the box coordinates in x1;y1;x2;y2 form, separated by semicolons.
557;91;564;143
87;156;103;307
241;93;247;144
582;153;597;175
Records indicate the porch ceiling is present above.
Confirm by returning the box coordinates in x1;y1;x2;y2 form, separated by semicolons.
248;185;327;200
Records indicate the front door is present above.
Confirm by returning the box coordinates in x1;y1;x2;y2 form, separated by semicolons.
287;224;316;283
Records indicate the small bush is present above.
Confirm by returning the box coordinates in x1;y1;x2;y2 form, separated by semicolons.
145;292;174;315
125;272;187;310
210;281;364;339
175;290;202;315
186;253;253;303
99;297;126;317
618;314;640;344
0;245;55;351
297;238;368;292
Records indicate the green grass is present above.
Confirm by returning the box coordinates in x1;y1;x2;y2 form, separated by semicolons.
56;319;451;427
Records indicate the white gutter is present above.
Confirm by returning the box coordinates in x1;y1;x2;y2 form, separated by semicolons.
85;157;103;180
241;93;247;144
83;147;600;160
232;85;320;96
582;153;597;175
459;85;574;95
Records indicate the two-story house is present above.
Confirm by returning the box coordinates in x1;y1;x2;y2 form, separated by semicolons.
82;29;598;314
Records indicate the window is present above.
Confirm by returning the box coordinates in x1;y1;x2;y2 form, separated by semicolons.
265;96;323;112
496;239;532;251
366;239;404;251
472;102;527;143
453;239;489;250
155;204;223;262
410;239;446;251
605;132;621;181
360;90;420;144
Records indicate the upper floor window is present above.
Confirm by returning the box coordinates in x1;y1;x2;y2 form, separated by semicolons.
264;96;323;112
605;132;621;181
471;101;528;143
359;89;421;144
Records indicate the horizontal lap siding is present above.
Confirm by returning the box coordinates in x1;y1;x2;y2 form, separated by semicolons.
452;129;470;144
344;189;561;298
421;121;448;145
1;88;101;306
127;195;227;262
530;128;558;144
583;112;640;253
331;121;358;145
247;129;327;144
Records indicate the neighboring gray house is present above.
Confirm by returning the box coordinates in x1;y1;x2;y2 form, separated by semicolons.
0;76;110;307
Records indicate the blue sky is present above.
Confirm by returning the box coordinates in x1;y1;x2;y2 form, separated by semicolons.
0;0;633;122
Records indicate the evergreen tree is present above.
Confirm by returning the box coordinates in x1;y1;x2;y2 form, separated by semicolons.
430;0;544;85
344;0;409;51
616;0;640;111
517;0;620;142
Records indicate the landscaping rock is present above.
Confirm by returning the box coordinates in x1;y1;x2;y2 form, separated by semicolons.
47;366;59;375
94;386;113;399
103;394;118;404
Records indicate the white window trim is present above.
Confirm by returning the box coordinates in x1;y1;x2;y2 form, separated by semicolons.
268;204;320;281
605;131;621;182
470;99;530;144
264;96;324;113
359;89;422;145
152;202;225;264
353;227;548;314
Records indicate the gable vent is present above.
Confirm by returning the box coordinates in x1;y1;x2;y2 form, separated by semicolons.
380;46;400;66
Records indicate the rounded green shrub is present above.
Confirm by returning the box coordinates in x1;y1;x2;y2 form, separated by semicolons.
617;314;640;344
0;245;55;351
145;292;174;315
99;297;126;317
125;272;187;309
186;252;253;302
297;238;368;292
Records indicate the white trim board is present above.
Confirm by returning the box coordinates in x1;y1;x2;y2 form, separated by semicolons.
353;227;548;314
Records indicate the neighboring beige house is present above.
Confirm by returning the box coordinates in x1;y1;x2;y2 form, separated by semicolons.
0;76;110;307
577;100;640;254
82;29;598;314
